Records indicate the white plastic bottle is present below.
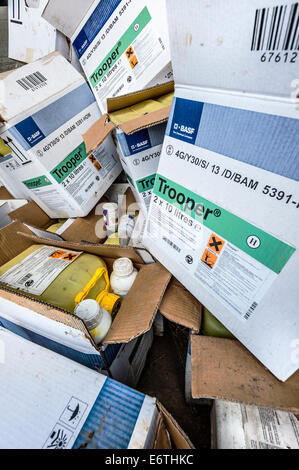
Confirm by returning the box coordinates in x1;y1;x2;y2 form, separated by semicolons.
110;258;138;298
74;299;112;345
118;215;135;246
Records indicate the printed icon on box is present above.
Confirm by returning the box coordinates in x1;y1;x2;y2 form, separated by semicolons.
49;250;67;259
126;46;135;59
62;253;79;262
89;154;96;164
44;425;73;449
59;397;88;430
247;235;261;249
207;234;225;254
129;56;139;69
94;161;101;171
201;249;218;269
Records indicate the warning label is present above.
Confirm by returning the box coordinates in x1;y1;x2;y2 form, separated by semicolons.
0;246;82;295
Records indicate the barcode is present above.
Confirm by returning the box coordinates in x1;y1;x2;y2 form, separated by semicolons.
18;273;32;285
163;237;181;253
16;71;47;91
244;301;258;320
251;2;299;51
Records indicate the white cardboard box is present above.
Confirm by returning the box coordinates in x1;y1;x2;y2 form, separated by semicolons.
0;327;158;449
144;0;299;381
43;0;173;113
211;400;299;449
0;52;122;218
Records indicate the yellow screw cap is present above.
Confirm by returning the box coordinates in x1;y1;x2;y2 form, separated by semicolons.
99;292;121;317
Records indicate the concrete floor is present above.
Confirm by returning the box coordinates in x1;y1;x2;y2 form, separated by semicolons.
139;320;212;449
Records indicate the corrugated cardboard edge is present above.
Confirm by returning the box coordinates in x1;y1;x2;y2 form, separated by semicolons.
0;187;14;199
119;105;171;135
17;231;145;264
159;279;202;332
104;263;172;344
83;113;115;154
107;81;175;113
191;335;299;413
9;201;51;229
156;402;195;449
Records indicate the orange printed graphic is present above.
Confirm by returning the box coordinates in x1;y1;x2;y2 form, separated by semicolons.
94;161;101;171
89;154;96;164
201;249;218;269
126;46;135;59
129;55;139;69
62;253;80;262
49;250;67;259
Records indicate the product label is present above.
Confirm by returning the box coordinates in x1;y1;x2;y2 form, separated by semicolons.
0;246;82;295
241;405;299;449
75;2;166;110
23;175;52;189
149;174;295;320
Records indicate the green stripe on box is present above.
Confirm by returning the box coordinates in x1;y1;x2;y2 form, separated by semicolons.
90;7;152;87
23;175;52;189
50;142;87;183
136;173;156;193
153;174;295;274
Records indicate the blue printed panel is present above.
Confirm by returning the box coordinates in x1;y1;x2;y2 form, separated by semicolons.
167;97;299;181
10;83;95;150
74;378;145;449
124;128;152;155
169;97;204;145
73;0;122;58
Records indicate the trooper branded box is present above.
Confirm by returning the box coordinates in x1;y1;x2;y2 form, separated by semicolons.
143;0;299;381
42;0;173;113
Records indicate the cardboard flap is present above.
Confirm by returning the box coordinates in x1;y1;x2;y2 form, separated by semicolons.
156;402;194;450
159;279;201;332
191;336;299;413
83;114;115;154
17;231;145;264
9;201;51;229
107;82;175;113
119;105;171;135
104;263;171;344
42;0;96;38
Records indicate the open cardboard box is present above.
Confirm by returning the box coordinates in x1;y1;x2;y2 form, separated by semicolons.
83;81;174;214
0;220;204;386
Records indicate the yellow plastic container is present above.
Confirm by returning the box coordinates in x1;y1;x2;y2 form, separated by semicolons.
0;245;120;314
47;219;68;233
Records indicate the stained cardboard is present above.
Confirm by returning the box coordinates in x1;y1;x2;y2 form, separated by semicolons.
156;402;194;450
191;335;299;413
0;187;13;200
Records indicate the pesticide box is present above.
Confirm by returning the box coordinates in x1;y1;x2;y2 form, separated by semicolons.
0;52;122;218
144;0;299;381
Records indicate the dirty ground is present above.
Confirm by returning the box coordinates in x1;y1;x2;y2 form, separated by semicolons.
139;320;212;449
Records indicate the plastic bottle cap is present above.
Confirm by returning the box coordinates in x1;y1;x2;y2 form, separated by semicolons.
113;258;134;277
74;299;102;331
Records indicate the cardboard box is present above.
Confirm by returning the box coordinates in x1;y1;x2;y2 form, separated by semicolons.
0;52;122;218
42;0;173;112
84;81;174;214
0;327;193;449
211;400;299;449
144;0;299;381
0;221;172;387
0;198;27;229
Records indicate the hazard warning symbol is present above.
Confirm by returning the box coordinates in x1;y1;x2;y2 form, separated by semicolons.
207;233;225;255
62;253;80;262
89;154;96;164
129;56;139;69
49;250;67;259
201;249;218;269
126;46;135;59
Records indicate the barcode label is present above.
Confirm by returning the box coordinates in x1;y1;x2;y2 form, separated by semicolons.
17;273;32;285
163;237;181;253
244;301;258;320
251;2;299;51
16;71;47;91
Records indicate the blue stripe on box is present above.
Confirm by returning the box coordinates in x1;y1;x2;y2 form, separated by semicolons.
74;378;145;449
10;83;96;149
73;0;123;58
167;97;299;181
